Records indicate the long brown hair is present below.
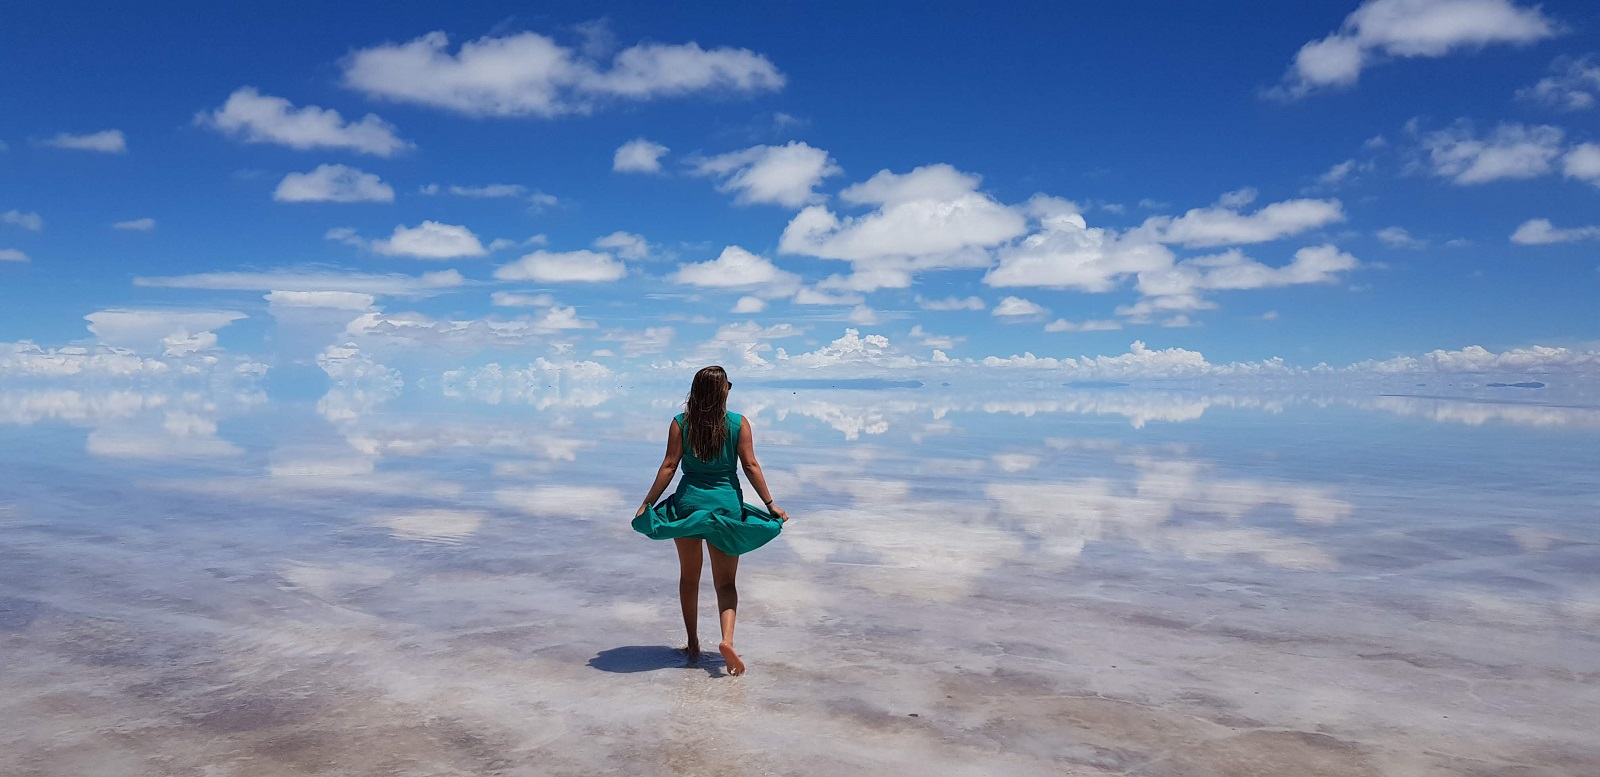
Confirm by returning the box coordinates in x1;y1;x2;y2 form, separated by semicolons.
683;365;730;461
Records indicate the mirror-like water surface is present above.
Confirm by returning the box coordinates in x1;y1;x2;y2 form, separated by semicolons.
2;384;1597;776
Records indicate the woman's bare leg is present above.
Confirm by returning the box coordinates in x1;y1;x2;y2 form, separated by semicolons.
708;542;744;675
673;537;704;662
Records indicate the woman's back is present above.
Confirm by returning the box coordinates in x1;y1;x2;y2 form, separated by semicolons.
675;410;741;475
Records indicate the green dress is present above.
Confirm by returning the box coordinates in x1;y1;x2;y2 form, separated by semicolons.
631;411;784;556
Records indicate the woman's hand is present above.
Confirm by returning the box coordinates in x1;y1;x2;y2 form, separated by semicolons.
636;502;649;518
771;505;790;523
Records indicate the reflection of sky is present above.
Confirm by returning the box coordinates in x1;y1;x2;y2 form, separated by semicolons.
2;381;1597;772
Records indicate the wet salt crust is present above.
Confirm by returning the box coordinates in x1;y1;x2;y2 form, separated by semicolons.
0;383;1596;775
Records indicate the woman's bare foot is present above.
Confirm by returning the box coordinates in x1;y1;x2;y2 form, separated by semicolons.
683;640;701;664
719;641;745;676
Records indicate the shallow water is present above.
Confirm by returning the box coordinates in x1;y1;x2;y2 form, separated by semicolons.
1;383;1597;776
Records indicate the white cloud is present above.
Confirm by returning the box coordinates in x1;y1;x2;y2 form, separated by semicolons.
661;320;803;367
197;88;410;156
422;183;526;198
494;249;626;282
791;286;865;306
1376;226;1427;248
601;326;675;357
1419;122;1564;184
614;138;669;173
2;210;43;231
1139;195;1346;247
265;290;376;310
691;141;841;207
40;129;126;153
992;296;1048;318
112;218;156;231
1563;143;1600;185
491;292;557;307
343;308;596;349
1045;318;1122;332
274;164;395;203
0;342;174;378
671;245;799;291
1518;56;1600;110
908;324;962;350
135;269;464;297
496;486;624;519
370;221;487;258
776;328;921;371
592;230;653;260
732;296;766;313
1317;159;1365;187
1275;0;1558;98
0;249;28;262
84;308;247;355
779;164;1027;290
1135;245;1361;298
1350;343;1600;374
847;305;880;325
915;295;986;311
341;31;783;118
985;197;1173;290
1509;218;1600;244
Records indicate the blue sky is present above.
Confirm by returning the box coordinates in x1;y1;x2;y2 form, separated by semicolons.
2;0;1598;384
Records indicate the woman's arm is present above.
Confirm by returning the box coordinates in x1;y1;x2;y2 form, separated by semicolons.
736;418;789;521
636;419;684;516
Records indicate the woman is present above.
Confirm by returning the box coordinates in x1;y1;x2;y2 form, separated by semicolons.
632;365;789;676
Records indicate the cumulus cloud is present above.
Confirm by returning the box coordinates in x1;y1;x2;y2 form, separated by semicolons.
1518;55;1600;110
991;296;1048;319
84;308;247;356
1128;245;1361;320
614;138;669;173
601;326;675;357
1510;218;1600;244
135;268;464;297
274;164;395;203
2;210;44;231
1350;343;1600;374
491;292;557;307
691;141;841;207
660;321;804;367
1137;192;1346;247
197;88;410;156
1563;143;1600;186
1274;0;1558;98
1377;226;1427;248
915;295;986;311
421;182;527;198
671;245;799;292
0;249;28;262
341;31;783;117
779;164;1026;290
39;129;126;153
1045;318;1122;332
775;328;924;371
370;221;487;258
1418;122;1564;184
264;290;376;310
985;197;1173;291
112;218;156;231
0;342;174;378
343;307;597;349
592;230;655;260
791;286;864;306
732;296;766;313
494;249;626;282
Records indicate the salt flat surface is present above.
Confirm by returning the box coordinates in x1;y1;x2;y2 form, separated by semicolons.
1;383;1597;776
